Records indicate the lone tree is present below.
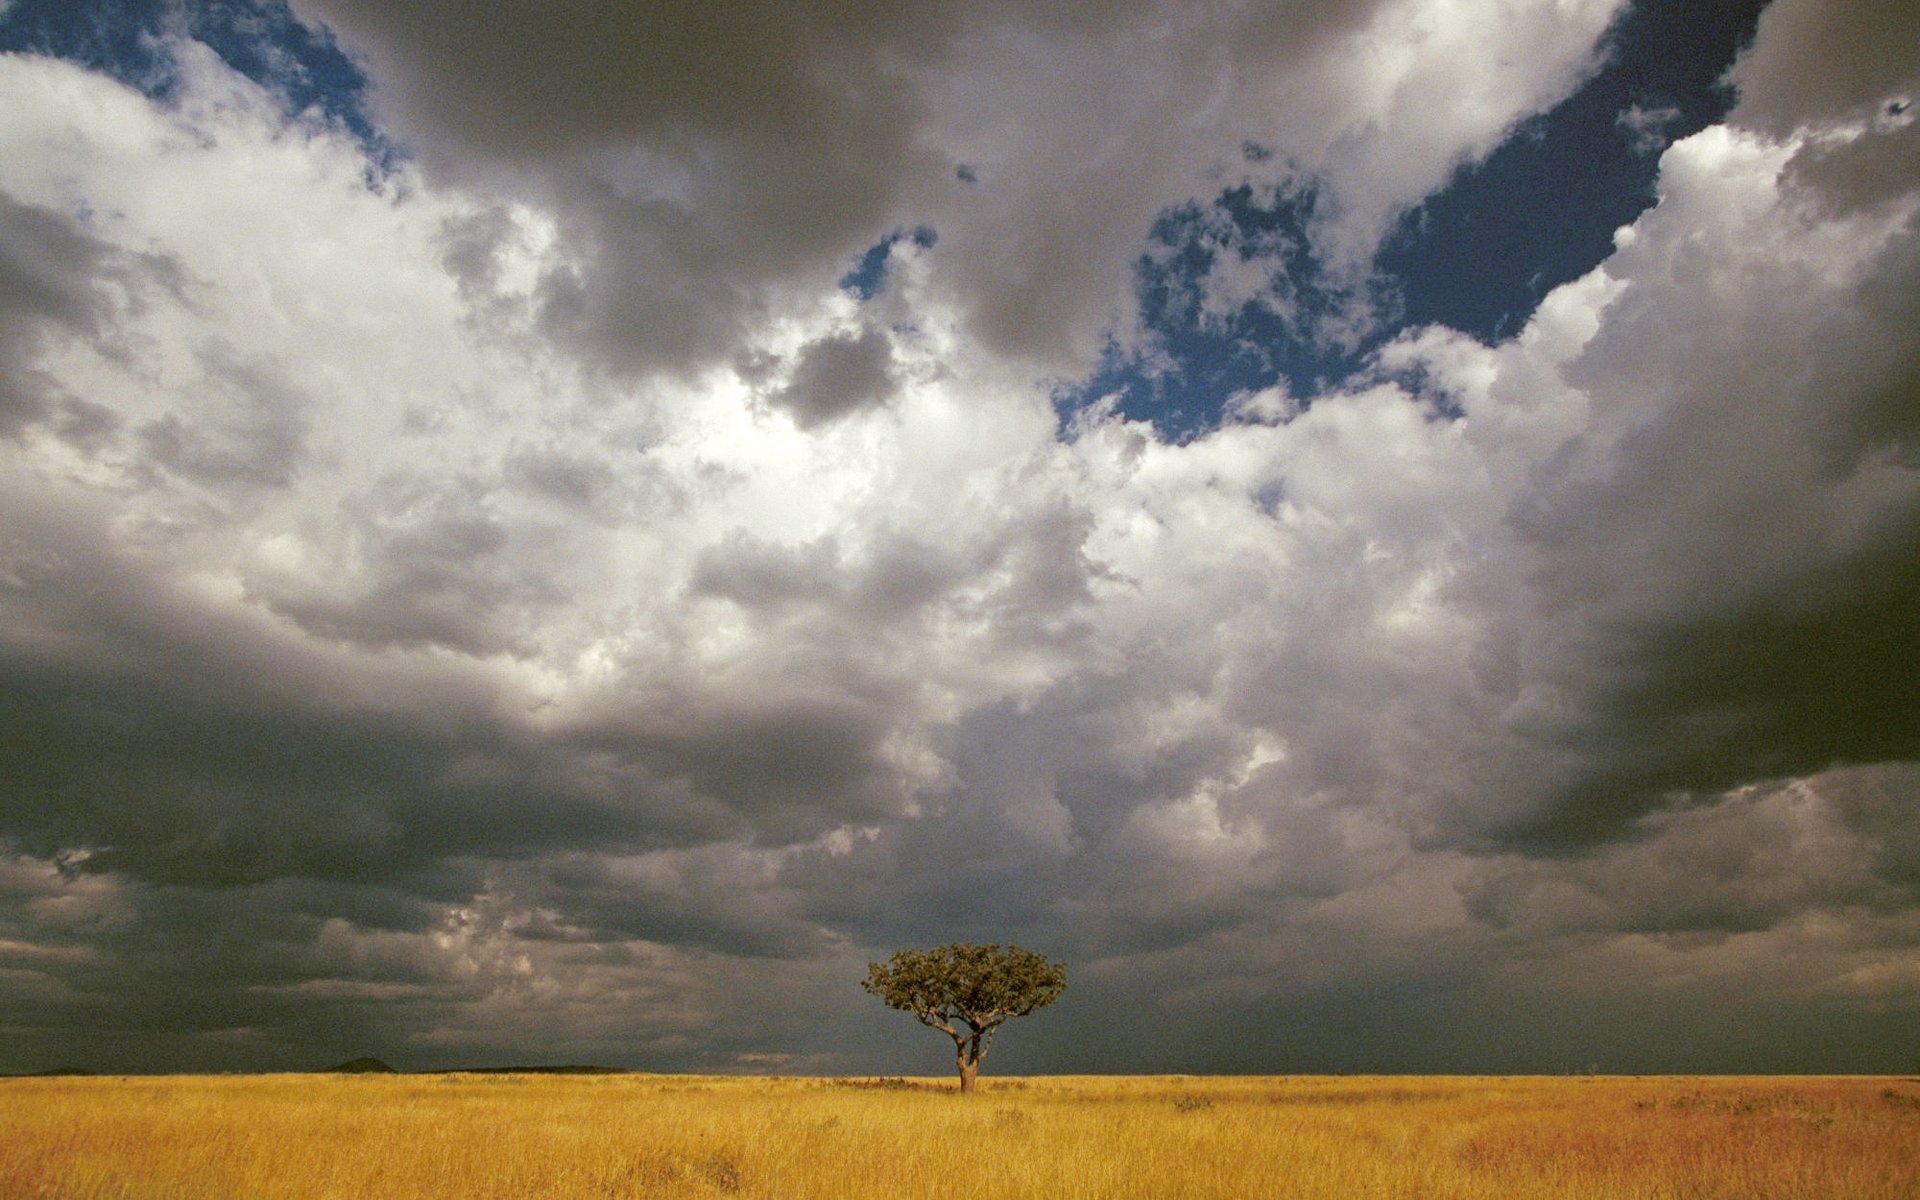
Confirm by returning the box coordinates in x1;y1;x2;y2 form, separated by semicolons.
862;942;1066;1093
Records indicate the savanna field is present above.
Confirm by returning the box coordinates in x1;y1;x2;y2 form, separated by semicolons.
3;1073;1917;1199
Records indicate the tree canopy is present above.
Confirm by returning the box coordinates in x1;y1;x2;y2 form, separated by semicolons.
862;942;1066;1092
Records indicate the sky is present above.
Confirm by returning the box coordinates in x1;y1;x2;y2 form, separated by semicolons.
0;0;1916;1077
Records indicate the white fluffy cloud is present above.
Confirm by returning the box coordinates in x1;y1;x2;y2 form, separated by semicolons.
2;0;1918;1073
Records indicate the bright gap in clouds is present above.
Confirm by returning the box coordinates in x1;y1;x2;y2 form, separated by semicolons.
1071;0;1770;440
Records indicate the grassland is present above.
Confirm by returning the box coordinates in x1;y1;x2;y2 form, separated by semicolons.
2;1072;1916;1198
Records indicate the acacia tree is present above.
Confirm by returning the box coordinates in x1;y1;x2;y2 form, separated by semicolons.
862;942;1066;1093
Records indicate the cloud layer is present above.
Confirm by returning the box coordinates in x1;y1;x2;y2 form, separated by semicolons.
2;0;1917;1073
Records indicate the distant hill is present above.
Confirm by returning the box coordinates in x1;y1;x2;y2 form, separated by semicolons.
326;1057;395;1074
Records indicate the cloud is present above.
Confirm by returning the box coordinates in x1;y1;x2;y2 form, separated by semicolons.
763;325;898;429
1725;0;1919;137
290;0;1621;377
1;2;1918;1074
0;189;169;440
1725;0;1920;219
1468;122;1920;846
1616;102;1680;155
286;0;956;374
1461;773;1905;939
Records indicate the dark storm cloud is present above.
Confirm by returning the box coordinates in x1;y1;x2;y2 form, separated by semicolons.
0;875;365;1072
782;668;1344;964
1510;523;1920;849
1462;775;1907;938
291;0;956;373
566;695;911;845
1479;131;1920;850
1784;120;1920;219
0;638;908;892
0;503;899;1067
1820;763;1920;892
784;707;1084;950
530;850;829;959
0;864;657;1072
1725;0;1920;138
0;496;913;892
0;651;659;888
1727;0;1920;219
1;839;862;1073
765;326;897;429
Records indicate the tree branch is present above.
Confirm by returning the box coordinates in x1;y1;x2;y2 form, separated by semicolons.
910;1008;958;1038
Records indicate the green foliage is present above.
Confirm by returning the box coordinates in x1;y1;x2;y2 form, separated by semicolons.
862;943;1065;1077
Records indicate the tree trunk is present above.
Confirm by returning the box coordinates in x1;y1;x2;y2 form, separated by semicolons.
957;1056;979;1094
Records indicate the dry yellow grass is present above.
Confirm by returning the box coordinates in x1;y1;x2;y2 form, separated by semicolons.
2;1072;1916;1198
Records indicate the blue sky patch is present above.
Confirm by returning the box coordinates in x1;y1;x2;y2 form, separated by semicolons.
1067;0;1769;441
1060;182;1361;440
1378;0;1769;343
839;225;937;301
0;0;385;157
